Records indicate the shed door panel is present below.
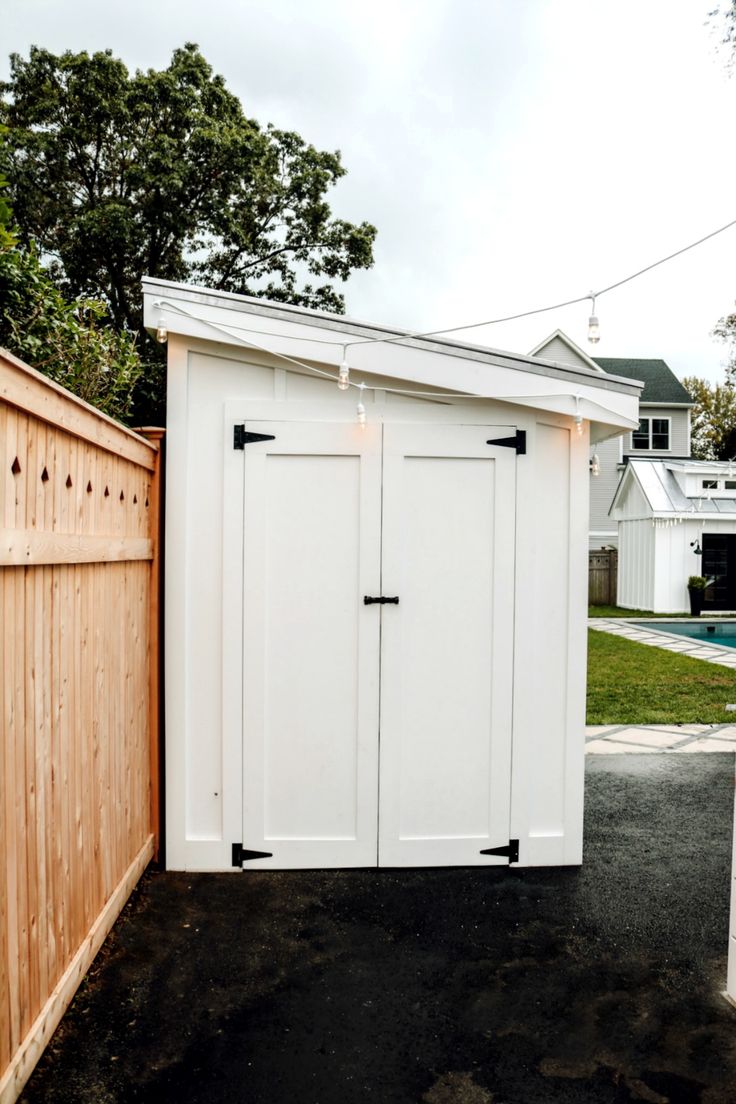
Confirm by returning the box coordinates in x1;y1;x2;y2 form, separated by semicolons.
241;422;382;868
378;425;515;866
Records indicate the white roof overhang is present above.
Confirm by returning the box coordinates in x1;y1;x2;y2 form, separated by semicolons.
142;278;641;439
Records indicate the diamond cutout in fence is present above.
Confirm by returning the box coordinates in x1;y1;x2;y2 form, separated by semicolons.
11;456;21;475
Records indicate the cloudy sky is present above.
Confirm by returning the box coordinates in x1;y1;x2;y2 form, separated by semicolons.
3;0;736;382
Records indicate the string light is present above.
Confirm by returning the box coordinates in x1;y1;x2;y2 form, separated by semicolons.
574;395;584;436
151;297;639;422
149;215;736;361
590;454;600;477
340;216;736;352
337;353;350;390
587;294;600;345
356;383;366;427
155;302;168;344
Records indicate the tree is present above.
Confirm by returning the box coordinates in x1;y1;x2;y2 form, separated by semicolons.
0;244;143;422
0;44;377;415
683;310;736;460
682;374;736;460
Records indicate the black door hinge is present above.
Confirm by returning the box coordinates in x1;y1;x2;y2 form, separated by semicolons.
480;839;519;863
232;843;273;866
233;425;276;450
486;430;526;455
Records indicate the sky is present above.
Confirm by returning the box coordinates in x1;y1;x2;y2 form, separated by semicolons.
2;0;736;383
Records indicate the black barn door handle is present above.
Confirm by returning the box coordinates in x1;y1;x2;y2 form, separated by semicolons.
364;596;399;605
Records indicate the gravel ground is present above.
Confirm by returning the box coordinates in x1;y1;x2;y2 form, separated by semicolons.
20;755;736;1104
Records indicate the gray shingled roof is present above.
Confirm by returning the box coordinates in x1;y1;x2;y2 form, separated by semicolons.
593;358;693;404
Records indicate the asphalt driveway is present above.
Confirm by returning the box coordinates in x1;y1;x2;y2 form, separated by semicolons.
20;755;736;1104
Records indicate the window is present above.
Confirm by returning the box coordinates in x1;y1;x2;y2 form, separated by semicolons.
631;417;670;451
702;480;719;490
726;481;736;491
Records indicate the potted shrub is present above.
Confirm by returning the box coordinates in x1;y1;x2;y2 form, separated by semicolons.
687;575;707;616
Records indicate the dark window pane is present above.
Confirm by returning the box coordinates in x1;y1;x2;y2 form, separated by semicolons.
651;419;669;449
703;480;718;489
632;418;650;449
726;481;736;490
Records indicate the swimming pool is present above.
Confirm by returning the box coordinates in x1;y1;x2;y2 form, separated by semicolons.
632;621;736;647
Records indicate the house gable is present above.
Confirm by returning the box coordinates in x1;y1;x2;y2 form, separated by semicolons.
529;330;604;373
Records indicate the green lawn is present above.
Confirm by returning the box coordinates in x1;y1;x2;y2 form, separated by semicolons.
588;605;690;619
587;629;736;724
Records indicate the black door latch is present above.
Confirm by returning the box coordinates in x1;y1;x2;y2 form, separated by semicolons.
364;596;400;605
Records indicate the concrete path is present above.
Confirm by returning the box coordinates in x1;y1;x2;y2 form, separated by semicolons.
589;616;736;669
587;617;736;752
585;722;736;753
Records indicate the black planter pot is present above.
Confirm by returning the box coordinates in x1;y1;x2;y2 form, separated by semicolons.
688;587;704;616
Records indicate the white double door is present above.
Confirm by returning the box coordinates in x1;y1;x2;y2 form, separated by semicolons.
242;419;516;868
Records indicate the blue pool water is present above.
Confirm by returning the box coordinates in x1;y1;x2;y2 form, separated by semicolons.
633;621;736;647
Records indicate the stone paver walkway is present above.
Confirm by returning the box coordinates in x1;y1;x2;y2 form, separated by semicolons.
585;722;736;753
587;617;736;752
589;617;736;669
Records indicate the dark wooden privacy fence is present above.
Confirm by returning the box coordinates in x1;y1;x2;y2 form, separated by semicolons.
588;547;618;606
0;349;162;1104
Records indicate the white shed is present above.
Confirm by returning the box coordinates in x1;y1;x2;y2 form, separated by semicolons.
611;459;736;613
142;278;640;871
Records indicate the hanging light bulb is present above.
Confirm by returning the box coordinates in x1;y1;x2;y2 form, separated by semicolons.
590;453;600;477
587;293;600;344
356;383;366;428
574;395;584;436
338;348;350;390
153;302;169;343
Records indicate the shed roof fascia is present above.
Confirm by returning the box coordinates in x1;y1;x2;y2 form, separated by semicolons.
143;278;641;433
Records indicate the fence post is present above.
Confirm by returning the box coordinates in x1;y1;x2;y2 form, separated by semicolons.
137;428;165;864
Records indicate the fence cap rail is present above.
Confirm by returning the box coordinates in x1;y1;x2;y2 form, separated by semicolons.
0;347;160;471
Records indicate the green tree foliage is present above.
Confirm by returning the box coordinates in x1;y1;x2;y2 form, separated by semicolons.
684;311;736;460
0;127;14;249
0;44;377;335
0;245;143;422
682;374;736;459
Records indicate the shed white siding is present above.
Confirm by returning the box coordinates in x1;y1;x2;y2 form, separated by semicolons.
145;280;639;871
618;520;655;610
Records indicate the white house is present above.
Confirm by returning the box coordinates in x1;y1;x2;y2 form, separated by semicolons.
530;332;693;549
610;458;736;612
142;278;640;872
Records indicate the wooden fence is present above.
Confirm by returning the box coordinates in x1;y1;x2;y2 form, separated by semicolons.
0;349;162;1104
588;547;618;606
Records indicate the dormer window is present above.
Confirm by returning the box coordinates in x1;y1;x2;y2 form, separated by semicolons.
702;479;719;490
632;417;670;450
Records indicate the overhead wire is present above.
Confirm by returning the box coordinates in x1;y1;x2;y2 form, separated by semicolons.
342;215;736;350
152;213;736;421
154;297;639;422
157;215;736;356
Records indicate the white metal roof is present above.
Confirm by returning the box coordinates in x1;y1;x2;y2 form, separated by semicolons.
142;278;641;439
611;458;736;519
